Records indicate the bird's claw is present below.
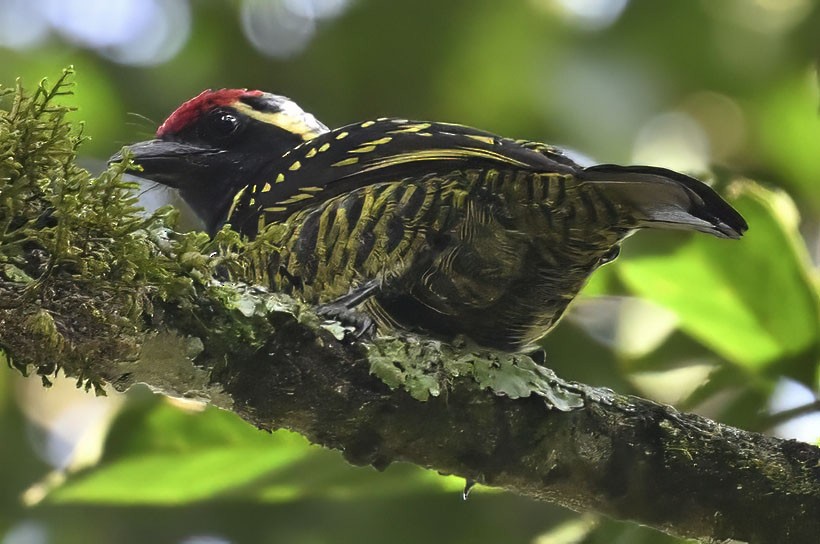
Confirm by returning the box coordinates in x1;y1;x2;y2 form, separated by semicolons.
317;303;376;340
462;479;476;500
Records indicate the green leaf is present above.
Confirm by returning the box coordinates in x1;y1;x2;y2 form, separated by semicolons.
617;182;820;378
42;394;461;505
753;70;820;212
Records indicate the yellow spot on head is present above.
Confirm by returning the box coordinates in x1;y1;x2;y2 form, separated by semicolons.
332;157;359;167
261;182;272;193
249;197;256;206
336;131;349;140
319;143;331;152
289;161;301;171
305;148;317;158
361;121;376;127
276;173;286;183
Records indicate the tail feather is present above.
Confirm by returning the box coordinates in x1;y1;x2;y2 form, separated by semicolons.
580;164;748;239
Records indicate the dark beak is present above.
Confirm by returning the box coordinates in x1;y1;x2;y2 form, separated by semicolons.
108;139;222;190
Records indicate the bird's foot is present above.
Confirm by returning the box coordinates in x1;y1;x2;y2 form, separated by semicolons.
317;280;380;340
317;303;376;340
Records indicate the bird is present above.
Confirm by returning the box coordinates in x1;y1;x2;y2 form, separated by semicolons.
111;89;747;352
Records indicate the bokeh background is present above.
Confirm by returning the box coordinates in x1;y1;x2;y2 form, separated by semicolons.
1;1;819;543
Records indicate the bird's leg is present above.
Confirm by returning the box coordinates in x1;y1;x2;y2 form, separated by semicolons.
317;280;380;338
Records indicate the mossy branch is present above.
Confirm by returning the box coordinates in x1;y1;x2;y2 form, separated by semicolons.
1;70;818;544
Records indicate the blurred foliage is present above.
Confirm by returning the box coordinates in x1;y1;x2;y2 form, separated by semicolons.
2;1;820;543
618;182;820;379
42;392;464;505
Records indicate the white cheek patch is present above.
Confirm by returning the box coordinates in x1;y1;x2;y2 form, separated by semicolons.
296;110;330;138
235;100;329;140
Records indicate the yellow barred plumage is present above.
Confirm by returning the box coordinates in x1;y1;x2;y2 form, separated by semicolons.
259;167;628;348
117;94;746;351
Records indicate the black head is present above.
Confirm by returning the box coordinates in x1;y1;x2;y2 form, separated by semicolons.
110;89;328;233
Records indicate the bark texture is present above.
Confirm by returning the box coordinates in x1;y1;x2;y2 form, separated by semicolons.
2;277;818;544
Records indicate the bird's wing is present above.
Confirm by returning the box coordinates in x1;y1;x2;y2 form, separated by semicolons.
226;119;581;236
269;168;534;316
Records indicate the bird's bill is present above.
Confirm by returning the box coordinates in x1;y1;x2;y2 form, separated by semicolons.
109;139;222;189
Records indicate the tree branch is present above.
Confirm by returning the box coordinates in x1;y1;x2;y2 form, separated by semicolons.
2;276;818;544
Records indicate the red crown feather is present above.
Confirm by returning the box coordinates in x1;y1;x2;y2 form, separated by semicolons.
157;89;263;137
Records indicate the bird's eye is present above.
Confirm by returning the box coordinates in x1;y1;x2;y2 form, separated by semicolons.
204;109;242;140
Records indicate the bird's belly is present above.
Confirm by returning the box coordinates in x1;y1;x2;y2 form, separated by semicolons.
266;176;624;351
373;237;614;350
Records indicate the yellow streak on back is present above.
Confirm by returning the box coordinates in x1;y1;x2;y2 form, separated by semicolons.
387;123;431;134
332;157;360;167
355;148;529;175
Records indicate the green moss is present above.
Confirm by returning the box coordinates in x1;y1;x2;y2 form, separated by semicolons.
22;308;64;351
0;68;233;389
